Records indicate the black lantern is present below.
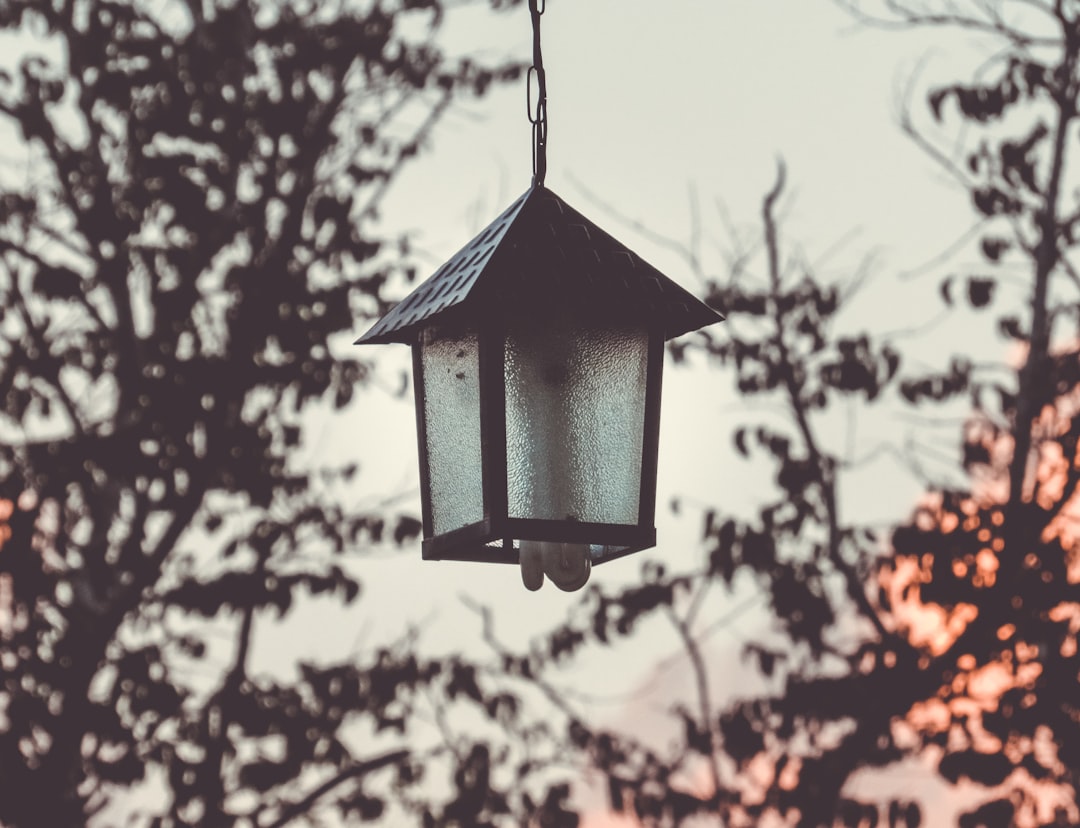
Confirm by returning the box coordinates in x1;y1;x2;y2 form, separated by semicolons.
355;1;722;590
355;186;722;590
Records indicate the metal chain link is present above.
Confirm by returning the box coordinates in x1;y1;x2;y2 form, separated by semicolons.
527;0;547;187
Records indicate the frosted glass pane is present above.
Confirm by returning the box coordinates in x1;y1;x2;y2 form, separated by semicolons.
421;329;483;534
505;318;647;524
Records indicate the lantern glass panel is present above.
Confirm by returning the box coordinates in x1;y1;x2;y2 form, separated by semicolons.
420;328;484;534
504;315;648;525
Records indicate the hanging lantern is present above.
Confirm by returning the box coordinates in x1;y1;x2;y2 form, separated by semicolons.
354;2;723;591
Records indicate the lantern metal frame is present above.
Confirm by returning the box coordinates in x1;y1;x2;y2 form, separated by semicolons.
356;185;722;568
408;321;664;566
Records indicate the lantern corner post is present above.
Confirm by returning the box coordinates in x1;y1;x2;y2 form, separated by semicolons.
477;316;512;559
638;325;666;534
410;340;436;547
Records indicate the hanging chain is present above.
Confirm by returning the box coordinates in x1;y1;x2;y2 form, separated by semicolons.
527;0;548;187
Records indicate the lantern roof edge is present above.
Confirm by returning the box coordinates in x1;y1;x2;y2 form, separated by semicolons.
354;185;723;345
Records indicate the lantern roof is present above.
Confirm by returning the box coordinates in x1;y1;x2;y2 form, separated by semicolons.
355;185;724;345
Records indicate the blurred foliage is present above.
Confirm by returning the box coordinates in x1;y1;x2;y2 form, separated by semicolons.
0;0;583;825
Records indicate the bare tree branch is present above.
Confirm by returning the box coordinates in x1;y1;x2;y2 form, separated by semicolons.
262;750;410;828
762;159;894;643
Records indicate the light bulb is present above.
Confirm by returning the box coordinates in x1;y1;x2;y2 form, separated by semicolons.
520;541;544;591
519;540;591;591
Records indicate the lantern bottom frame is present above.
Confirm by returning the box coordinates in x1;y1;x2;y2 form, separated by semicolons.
421;518;656;567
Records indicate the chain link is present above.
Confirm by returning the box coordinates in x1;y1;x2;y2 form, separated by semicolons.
527;0;547;187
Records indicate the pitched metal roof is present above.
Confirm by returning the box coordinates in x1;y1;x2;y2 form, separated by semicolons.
355;185;723;345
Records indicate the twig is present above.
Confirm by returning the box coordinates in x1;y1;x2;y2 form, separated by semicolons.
762;160;894;643
834;0;1058;47
896;220;986;281
262;750;409;828
568;172;710;281
459;595;582;721
7;267;85;437
665;603;723;799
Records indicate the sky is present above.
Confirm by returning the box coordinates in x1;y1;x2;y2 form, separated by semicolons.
270;0;1021;823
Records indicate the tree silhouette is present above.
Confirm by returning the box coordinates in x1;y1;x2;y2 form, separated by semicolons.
482;2;1080;825
0;1;578;825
